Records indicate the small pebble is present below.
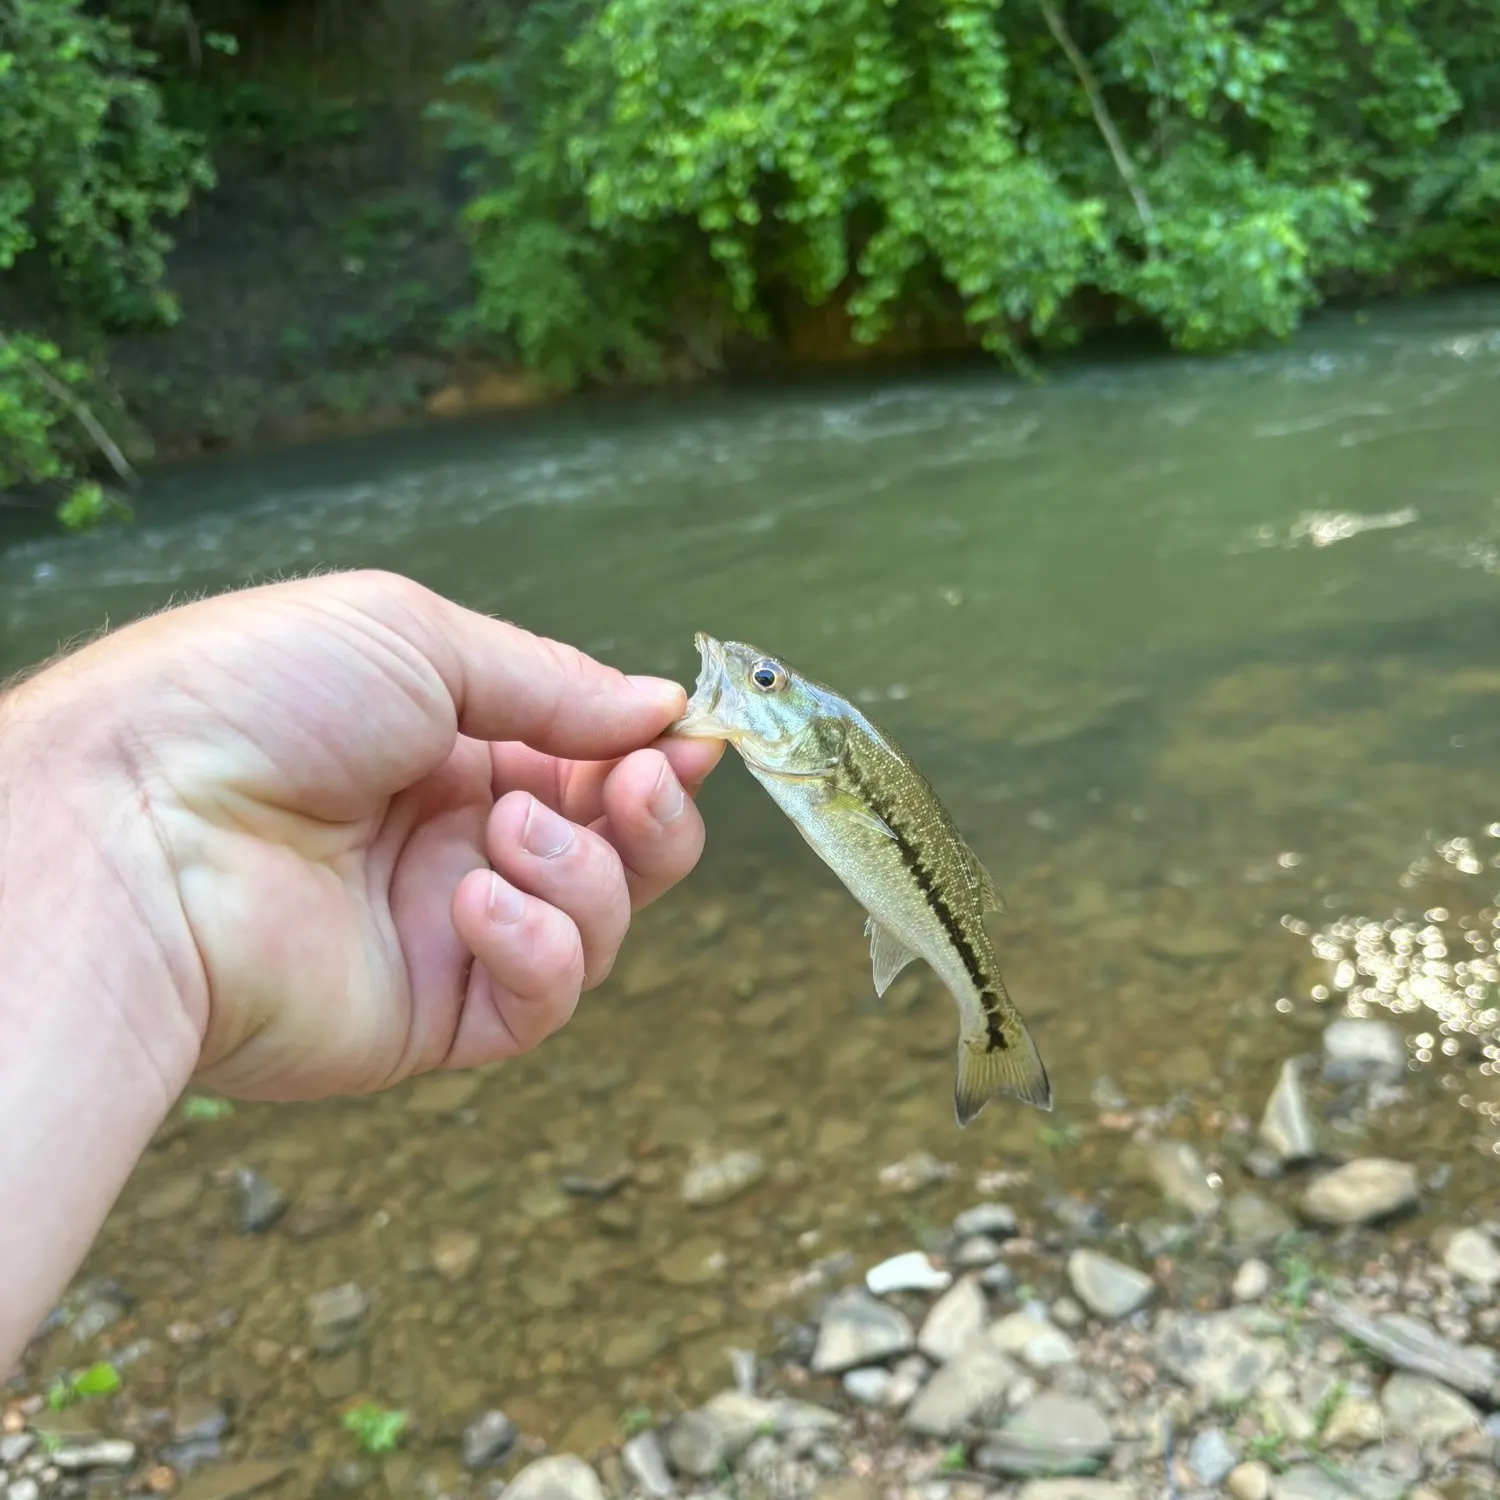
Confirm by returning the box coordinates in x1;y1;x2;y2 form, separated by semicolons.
1233;1259;1271;1302
1226;1460;1272;1500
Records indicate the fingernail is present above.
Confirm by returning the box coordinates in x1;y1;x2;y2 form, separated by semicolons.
487;872;525;924
627;674;686;712
648;762;686;824
522;797;575;858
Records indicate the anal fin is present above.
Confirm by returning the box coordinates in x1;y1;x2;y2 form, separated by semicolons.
864;915;917;997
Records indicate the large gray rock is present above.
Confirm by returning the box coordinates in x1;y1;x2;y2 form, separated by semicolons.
1326;1302;1500;1401
902;1336;1021;1437
1379;1372;1482;1446
810;1289;914;1374
975;1393;1111;1476
917;1276;988;1363
503;1456;606;1500
1155;1311;1280;1405
1066;1249;1153;1320
1299;1159;1419;1226
1259;1059;1316;1163
1322;1018;1406;1085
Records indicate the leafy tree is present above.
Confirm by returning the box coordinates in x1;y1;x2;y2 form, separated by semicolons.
1;0;213;527
438;0;1500;384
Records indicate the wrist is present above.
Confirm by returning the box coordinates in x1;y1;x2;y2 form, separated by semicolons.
0;663;205;1372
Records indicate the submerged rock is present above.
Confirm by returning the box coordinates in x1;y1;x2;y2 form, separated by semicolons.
1322;1018;1406;1085
1066;1249;1153;1320
1226;1191;1294;1252
681;1150;766;1207
232;1168;288;1234
306;1283;369;1354
462;1410;519;1469
1259;1059;1316;1164
1299;1159;1419;1226
1144;1141;1221;1218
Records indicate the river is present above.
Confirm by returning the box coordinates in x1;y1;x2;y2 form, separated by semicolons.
4;292;1500;1489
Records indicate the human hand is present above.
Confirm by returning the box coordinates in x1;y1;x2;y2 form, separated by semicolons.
7;569;722;1102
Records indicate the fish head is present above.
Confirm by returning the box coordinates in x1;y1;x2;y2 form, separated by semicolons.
671;633;845;773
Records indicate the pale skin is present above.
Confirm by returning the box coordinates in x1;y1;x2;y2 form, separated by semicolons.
0;569;725;1375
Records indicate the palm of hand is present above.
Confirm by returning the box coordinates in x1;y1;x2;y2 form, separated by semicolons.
114;574;718;1101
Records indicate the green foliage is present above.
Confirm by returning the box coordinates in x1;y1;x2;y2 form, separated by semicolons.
46;1361;121;1410
439;0;1500;384
0;0;212;525
180;1092;235;1120
341;1401;408;1455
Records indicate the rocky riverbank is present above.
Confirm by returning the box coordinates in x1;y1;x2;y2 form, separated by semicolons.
4;1012;1498;1500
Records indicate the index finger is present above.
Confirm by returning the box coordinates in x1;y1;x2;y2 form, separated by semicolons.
368;573;691;760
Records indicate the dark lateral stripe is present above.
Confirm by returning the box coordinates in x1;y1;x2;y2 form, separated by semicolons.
843;760;1009;1051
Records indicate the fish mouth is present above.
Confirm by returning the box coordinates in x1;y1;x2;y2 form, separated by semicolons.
668;631;732;740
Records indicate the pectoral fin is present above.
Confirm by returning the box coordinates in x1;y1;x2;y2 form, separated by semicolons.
865;916;918;997
843;804;897;842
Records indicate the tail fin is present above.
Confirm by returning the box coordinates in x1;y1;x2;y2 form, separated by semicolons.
953;1005;1052;1126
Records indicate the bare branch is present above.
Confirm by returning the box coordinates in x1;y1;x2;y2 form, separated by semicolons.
1040;0;1157;241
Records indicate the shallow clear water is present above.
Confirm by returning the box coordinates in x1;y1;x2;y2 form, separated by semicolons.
6;293;1500;1476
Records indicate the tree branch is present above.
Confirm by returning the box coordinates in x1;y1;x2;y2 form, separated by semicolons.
1039;0;1157;242
1;336;137;489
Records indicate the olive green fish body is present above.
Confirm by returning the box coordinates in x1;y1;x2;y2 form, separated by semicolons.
671;634;1051;1125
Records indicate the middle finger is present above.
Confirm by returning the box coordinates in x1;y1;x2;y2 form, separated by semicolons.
485;789;632;988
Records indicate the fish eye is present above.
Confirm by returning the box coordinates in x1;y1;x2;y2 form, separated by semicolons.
750;660;786;692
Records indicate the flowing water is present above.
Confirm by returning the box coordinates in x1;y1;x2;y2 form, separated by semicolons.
5;293;1500;1486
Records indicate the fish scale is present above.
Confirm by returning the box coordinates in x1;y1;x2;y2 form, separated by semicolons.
670;632;1051;1126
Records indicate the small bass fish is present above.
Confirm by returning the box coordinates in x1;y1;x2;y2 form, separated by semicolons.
669;633;1051;1125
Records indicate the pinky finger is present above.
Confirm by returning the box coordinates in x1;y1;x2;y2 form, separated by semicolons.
447;868;587;1064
